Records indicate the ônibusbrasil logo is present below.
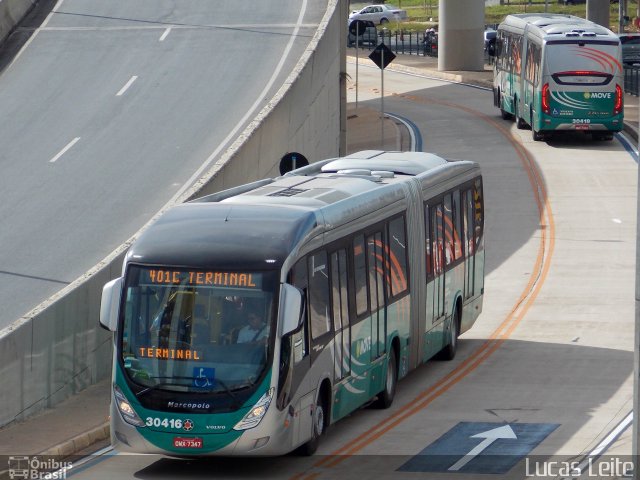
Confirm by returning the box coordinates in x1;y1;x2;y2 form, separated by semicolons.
7;456;72;479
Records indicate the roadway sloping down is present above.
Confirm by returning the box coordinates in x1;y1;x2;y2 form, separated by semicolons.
0;0;327;329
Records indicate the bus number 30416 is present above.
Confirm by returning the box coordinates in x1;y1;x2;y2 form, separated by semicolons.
146;417;184;429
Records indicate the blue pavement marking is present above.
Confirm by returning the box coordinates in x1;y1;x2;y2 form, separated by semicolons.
398;422;560;475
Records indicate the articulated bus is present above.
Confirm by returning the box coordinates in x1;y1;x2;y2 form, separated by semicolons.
99;150;485;456
491;14;623;141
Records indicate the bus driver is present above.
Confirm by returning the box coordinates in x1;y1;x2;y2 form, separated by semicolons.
236;310;269;343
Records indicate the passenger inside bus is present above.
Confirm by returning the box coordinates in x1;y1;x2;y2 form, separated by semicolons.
236;309;269;344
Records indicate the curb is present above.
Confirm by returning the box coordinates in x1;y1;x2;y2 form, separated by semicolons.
39;422;109;457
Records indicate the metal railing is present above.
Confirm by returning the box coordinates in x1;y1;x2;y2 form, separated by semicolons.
350;28;495;63
625;65;640;96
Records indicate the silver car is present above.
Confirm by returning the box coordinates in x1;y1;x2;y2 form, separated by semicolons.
349;4;407;25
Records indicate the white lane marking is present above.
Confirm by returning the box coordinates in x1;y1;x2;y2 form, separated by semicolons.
49;137;80;163
567;411;633;478
159;27;172;41
169;0;309;203
7;0;66;70
116;76;138;96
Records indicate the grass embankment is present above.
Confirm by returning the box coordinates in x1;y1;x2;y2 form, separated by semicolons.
348;0;638;32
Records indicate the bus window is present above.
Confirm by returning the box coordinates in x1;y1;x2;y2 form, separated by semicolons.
453;190;463;260
443;194;454;267
354;235;368;317
290;259;309;363
474;178;484;250
425;204;432;280
388;216;409;298
308;251;331;339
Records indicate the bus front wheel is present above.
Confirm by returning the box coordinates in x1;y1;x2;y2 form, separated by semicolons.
297;394;327;456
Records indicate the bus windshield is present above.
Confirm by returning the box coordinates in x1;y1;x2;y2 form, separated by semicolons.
120;265;278;394
545;42;620;85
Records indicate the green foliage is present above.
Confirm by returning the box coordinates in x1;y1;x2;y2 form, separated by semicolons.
349;0;638;32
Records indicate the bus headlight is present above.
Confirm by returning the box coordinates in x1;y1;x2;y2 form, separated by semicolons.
233;388;274;431
114;384;146;427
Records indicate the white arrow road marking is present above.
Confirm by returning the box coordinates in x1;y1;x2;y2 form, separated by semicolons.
448;425;517;472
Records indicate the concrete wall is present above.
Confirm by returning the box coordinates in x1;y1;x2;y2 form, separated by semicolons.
0;0;345;428
0;0;33;44
438;0;485;72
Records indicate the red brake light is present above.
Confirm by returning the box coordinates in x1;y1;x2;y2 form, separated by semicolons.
542;83;550;114
614;84;623;115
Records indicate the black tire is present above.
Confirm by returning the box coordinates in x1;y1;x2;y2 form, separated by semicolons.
532;127;544;141
438;308;459;361
498;92;511;120
374;349;397;409
531;110;543;141
515;99;526;129
380;18;389;24
297;394;326;456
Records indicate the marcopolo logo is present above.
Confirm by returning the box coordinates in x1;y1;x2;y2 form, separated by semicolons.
7;456;72;479
584;92;612;99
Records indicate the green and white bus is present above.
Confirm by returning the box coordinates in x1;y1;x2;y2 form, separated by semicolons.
99;150;485;456
491;14;623;141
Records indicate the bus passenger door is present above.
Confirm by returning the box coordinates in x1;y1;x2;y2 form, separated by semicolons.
331;249;350;382
426;203;446;360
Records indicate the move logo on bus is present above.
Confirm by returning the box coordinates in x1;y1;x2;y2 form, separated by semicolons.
583;92;612;100
356;336;372;357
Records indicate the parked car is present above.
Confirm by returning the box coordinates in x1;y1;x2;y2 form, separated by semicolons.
619;33;640;65
348;21;378;47
349;4;408;25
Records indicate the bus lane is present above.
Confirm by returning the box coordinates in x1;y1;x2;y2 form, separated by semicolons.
290;64;636;479
63;63;636;480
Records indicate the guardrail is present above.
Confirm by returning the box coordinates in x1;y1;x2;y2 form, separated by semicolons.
353;28;495;64
624;65;640;96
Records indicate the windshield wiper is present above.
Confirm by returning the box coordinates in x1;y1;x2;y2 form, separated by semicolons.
135;376;240;408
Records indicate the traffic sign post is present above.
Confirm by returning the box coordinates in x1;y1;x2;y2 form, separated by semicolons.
349;20;368;110
368;43;396;149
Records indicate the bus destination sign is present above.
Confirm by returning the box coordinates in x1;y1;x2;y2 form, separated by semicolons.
145;269;260;289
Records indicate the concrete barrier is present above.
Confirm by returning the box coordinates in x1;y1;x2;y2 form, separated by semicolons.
0;0;34;45
0;0;345;428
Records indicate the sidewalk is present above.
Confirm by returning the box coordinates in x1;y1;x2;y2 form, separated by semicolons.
0;51;637;474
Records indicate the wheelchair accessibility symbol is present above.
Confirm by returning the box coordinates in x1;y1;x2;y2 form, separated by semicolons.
193;367;215;388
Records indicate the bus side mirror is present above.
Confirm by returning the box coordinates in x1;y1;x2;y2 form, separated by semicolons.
100;277;123;332
280;283;304;336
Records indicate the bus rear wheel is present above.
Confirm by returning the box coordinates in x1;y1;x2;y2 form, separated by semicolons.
438;308;459;361
515;99;526;129
532;126;544;142
374;348;397;409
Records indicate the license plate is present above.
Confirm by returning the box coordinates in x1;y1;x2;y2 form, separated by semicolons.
173;437;203;449
575;124;589;130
